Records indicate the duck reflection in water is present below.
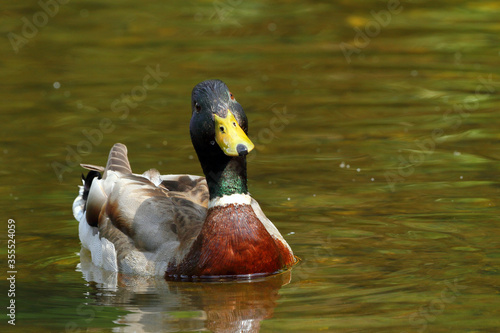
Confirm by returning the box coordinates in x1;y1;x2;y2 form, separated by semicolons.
78;251;292;333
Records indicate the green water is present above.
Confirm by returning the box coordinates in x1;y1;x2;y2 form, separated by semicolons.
1;0;499;332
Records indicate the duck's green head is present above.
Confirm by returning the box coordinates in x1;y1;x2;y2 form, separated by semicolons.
190;80;254;159
190;80;255;198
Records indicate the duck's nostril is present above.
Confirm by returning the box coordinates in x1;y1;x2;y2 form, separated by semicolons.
236;144;248;156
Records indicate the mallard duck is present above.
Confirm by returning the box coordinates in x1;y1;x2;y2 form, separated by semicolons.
73;79;295;279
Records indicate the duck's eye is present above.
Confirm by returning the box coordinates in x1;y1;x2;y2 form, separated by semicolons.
219;126;225;133
194;102;201;112
229;92;235;100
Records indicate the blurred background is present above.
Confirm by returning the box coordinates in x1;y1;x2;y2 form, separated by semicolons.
1;0;499;332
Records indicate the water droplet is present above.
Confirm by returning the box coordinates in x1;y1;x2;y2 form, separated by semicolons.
53;81;61;89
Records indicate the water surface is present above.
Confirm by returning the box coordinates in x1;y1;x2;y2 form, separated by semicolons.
1;0;499;332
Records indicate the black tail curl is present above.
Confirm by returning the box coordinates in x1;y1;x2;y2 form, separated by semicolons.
82;170;102;201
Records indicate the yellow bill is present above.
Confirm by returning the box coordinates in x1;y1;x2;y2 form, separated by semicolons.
214;110;255;156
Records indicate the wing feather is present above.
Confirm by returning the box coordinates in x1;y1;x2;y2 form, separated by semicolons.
77;143;210;275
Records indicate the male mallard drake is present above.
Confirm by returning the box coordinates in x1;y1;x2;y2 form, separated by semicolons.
73;79;295;279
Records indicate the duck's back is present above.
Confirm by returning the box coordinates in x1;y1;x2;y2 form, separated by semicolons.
73;143;209;275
